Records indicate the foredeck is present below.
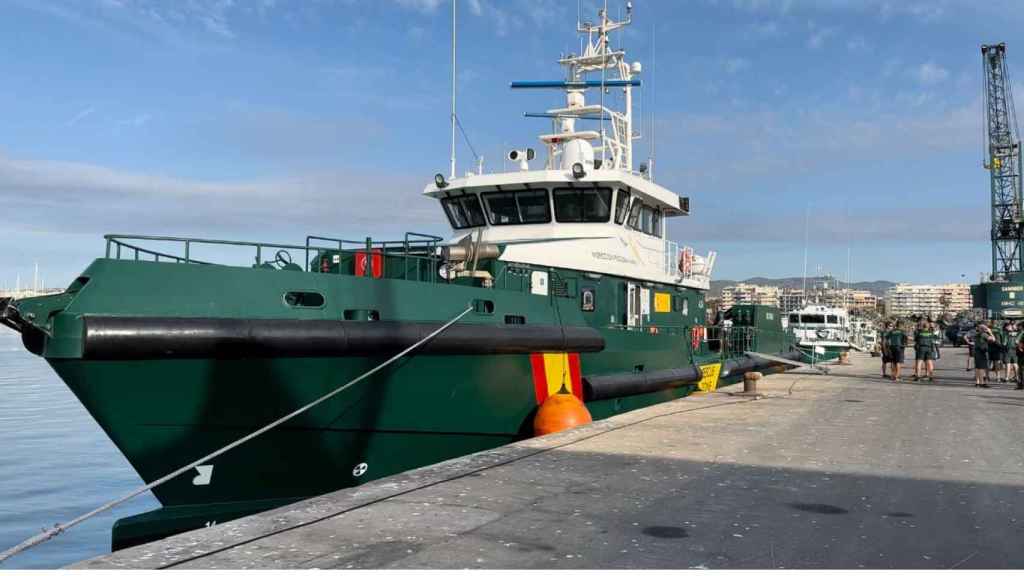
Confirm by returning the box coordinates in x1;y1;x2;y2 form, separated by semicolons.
103;233;447;283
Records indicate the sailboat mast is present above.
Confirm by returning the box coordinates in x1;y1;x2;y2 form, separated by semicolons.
449;0;457;179
801;204;809;306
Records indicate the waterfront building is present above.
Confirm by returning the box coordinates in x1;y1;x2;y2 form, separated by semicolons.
720;283;781;310
822;289;879;314
884;284;971;318
779;289;805;312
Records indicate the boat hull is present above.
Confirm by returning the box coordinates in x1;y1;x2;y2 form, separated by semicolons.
796;342;852;362
50;353;707;549
7;258;797;549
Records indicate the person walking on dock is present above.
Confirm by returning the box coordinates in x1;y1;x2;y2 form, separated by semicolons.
914;321;938;382
1013;321;1024;390
1005;321;1019;384
880;322;892;378
966;325;976;371
913;319;926;381
974;321;995;388
991;322;1007;381
886;322;907;382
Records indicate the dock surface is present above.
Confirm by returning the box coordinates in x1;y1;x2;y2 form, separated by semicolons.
74;348;1024;569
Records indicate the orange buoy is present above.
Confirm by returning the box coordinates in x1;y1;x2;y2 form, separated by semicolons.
533;392;592;436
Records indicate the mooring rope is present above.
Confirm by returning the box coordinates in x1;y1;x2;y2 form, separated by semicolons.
0;305;475;565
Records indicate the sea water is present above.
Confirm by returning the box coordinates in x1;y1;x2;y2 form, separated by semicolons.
0;329;159;568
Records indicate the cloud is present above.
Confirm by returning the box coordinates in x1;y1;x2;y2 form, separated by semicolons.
123;113;152;128
393;0;445;13
806;24;837;49
752;20;783;37
658;96;981;199
912;61;950;85
64;107;95;127
678;203;986;243
846;36;868;52
903;2;945;22
724;57;751;75
0;153;441;240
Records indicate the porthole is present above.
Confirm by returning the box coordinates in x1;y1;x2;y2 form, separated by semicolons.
284;291;325;308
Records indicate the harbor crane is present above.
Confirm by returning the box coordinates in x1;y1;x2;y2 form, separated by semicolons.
972;43;1024;319
982;43;1023;280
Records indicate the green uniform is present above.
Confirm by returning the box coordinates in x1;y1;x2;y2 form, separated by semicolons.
886;329;906;363
1007;330;1020;363
974;329;991;366
990;327;1005;365
916;328;938;361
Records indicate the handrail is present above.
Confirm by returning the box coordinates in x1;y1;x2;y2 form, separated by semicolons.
105;238;215;265
106;234;313;269
106;233;446;275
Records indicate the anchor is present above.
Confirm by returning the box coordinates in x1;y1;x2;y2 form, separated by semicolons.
0;297;23;333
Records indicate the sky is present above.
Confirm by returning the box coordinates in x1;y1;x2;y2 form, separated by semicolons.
1;0;1022;289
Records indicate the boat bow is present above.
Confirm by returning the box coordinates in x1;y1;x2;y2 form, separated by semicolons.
0;297;23;333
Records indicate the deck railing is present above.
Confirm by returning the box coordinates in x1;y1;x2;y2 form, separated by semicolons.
104;233;445;281
703;325;797;359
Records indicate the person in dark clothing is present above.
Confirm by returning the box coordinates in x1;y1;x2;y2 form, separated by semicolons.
915;321;938;382
974;322;994;388
880;322;892;378
913;320;926;381
990;322;1006;381
886;323;907;382
1005;321;1019;383
1015;322;1024;390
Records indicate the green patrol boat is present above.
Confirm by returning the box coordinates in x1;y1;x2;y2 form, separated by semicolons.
0;4;799;551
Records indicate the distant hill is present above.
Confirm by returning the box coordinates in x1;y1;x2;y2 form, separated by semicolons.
709;276;896;298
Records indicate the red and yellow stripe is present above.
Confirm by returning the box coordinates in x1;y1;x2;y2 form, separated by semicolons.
530;352;583;404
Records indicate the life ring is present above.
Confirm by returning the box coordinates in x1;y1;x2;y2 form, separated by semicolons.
816;328;829;339
678;249;693;276
691;325;704;350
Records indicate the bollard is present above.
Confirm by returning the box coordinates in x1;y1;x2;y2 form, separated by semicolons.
743;371;763;394
838;351;850;365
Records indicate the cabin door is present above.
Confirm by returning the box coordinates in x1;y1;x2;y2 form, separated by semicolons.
626;282;641;328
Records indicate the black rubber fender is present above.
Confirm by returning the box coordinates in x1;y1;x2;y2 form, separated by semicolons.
81;316;606;360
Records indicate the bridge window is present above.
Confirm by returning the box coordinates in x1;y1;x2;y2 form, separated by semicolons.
639;205;663;237
628;202;663;238
626;198;642;229
553;187;612;223
614;189;631;224
800;314;826;323
441;195;486;229
481;189;551;225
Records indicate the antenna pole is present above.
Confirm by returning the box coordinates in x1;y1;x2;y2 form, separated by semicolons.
450;0;457;179
650;21;656;181
802;203;809;306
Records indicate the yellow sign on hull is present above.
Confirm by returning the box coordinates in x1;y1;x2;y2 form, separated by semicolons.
697;363;722;392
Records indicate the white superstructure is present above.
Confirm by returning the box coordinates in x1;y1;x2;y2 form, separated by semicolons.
787;304;853;349
423;4;715;290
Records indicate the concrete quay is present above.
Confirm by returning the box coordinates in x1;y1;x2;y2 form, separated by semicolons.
74;348;1024;569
